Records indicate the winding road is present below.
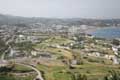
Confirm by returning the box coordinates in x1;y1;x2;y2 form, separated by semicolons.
15;63;44;80
0;35;44;80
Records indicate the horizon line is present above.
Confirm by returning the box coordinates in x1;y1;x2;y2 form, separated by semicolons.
1;13;120;20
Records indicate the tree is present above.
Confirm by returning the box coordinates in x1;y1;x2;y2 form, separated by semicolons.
112;39;120;46
104;70;120;80
15;41;34;56
71;73;87;80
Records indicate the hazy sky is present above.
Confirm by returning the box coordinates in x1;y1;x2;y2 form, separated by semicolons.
0;0;120;18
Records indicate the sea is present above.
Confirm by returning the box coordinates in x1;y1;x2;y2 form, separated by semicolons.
89;27;120;39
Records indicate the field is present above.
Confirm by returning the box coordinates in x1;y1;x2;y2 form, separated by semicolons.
34;36;74;59
0;75;35;80
13;64;33;72
36;62;120;80
0;64;35;80
36;65;73;80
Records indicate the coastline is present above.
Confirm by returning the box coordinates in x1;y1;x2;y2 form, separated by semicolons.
84;26;120;39
85;26;119;34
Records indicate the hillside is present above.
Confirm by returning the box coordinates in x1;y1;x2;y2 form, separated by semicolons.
0;14;120;26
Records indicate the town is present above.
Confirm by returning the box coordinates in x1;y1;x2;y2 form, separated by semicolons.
0;15;120;80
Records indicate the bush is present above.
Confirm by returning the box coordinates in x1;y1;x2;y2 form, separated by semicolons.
104;70;120;80
71;73;88;80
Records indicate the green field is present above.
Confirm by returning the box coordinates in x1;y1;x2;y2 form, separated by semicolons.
0;64;35;80
0;75;35;80
35;36;74;49
13;64;33;72
36;62;120;80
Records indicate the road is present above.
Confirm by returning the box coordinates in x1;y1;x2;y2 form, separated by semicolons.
0;34;44;80
1;33;44;80
1;34;15;61
16;63;44;80
1;46;11;61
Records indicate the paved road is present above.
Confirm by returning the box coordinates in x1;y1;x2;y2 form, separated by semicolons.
1;46;11;60
1;35;15;61
16;63;44;80
0;35;44;80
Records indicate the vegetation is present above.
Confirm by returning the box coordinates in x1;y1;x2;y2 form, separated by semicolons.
15;41;34;56
0;66;13;73
0;39;8;57
36;63;120;80
0;64;35;80
0;75;35;80
12;64;33;72
36;65;73;80
104;70;120;80
71;73;87;80
0;28;119;80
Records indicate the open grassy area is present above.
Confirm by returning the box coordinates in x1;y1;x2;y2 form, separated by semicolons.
36;62;120;80
45;48;73;59
36;65;73;80
0;64;35;80
34;36;74;49
44;36;74;45
0;75;35;80
84;56;113;65
32;36;120;80
70;62;120;80
13;64;33;72
34;36;74;59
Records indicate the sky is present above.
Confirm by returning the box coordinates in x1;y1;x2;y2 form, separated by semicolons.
0;0;120;19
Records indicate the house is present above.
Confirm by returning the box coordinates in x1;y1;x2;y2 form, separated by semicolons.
87;52;100;57
104;55;115;60
31;51;37;56
103;54;119;64
50;44;70;50
0;60;8;67
112;46;118;52
27;36;40;43
16;34;27;43
35;51;57;60
9;48;25;58
71;60;77;65
39;53;52;58
112;46;118;55
112;56;119;64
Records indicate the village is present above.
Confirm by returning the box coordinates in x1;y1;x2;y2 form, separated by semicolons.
0;23;120;80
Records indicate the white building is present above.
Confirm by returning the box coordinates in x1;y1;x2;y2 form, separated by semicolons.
0;60;8;67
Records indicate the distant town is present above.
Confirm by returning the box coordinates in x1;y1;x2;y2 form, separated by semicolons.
0;14;120;80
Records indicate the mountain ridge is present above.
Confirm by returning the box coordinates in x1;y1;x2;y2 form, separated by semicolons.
0;13;120;26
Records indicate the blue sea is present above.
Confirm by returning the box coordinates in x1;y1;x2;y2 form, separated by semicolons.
90;27;120;39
